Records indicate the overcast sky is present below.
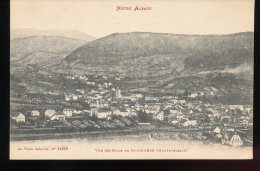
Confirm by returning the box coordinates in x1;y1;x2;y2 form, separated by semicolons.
11;0;254;38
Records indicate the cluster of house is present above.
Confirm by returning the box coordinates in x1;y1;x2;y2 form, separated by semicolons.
12;108;105;124
166;103;252;127
211;126;247;147
12;72;253;131
11;89;253;131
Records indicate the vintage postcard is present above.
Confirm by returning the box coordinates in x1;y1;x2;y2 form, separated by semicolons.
10;0;254;159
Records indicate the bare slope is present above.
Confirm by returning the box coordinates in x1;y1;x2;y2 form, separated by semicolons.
64;32;253;76
11;36;87;68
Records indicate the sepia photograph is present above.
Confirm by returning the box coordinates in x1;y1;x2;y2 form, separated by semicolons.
10;0;254;159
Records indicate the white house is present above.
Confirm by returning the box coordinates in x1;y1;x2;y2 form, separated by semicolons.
134;94;143;98
31;110;40;117
221;115;231;122
95;108;112;118
170;109;181;115
146;105;160;114
183;120;197;127
199;92;205;96
241;119;249;127
66;76;75;80
215;133;223;139
230;133;243;146
50;113;65;121
210;86;218;92
179;100;187;104
14;113;25;123
76;89;85;94
244;107;253;114
154;111;164;121
171;99;179;104
227;128;235;132
171;120;179;125
79;76;87;80
72;95;78;101
90;100;100;108
101;102;109;107
190;93;198;98
129;111;137;116
213;126;221;134
63;109;73;117
73;109;83;115
145;96;158;102
210;91;215;96
64;95;71;101
229;105;244;111
45;109;56;118
115;108;130;117
94;94;102;100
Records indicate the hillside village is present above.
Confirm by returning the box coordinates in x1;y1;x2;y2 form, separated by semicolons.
10;72;253;147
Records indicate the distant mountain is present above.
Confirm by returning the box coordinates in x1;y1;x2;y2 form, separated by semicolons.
184;32;253;71
11;28;96;41
63;32;253;76
57;32;253;101
11;36;87;68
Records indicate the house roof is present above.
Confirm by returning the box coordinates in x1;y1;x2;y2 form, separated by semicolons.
27;116;38;120
45;109;56;112
55;112;65;115
118;108;128;112
31;110;39;113
13;112;24;117
98;108;111;112
155;111;163;116
147;105;160;111
179;118;188;123
167;114;177;119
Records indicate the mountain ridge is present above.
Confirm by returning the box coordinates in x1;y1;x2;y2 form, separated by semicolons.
11;28;96;41
11;35;87;69
64;31;253;73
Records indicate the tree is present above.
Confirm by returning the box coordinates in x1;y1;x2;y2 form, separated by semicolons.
199;114;210;124
137;109;147;123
